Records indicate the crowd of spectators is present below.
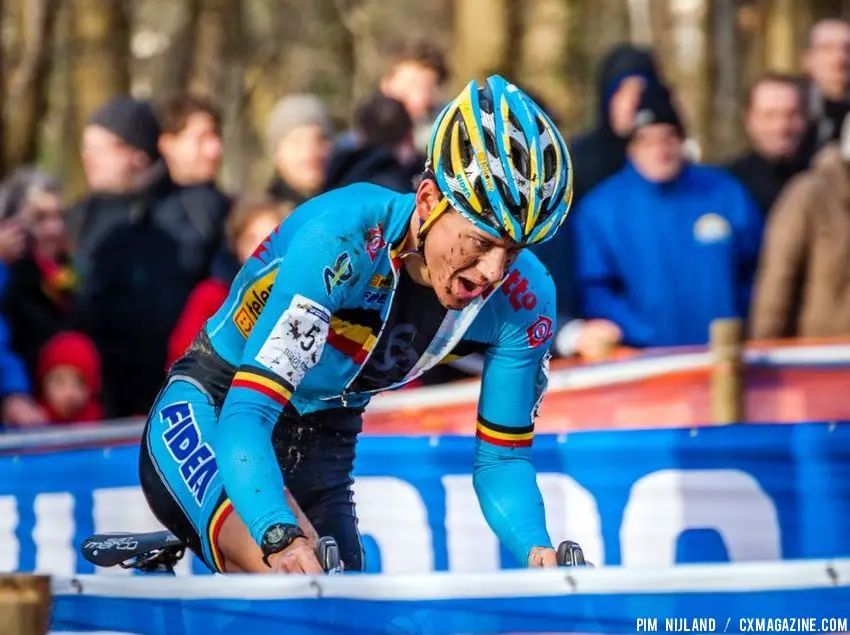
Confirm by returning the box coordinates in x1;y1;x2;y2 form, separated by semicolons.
1;20;850;428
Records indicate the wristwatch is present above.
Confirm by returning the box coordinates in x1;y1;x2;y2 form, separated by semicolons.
260;523;306;567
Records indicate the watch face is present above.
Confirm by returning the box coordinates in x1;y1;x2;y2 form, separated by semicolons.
266;525;287;545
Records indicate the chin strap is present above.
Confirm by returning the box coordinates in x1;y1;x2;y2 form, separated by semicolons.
399;197;452;264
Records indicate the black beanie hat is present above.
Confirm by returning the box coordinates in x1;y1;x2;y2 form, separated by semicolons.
87;95;161;160
632;84;684;138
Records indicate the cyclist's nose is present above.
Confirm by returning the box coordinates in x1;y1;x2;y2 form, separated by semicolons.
477;248;508;284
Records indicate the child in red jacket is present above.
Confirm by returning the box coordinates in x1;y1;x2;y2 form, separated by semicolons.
167;199;293;367
36;330;103;424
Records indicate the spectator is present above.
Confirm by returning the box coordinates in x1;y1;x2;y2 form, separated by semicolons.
335;39;448;155
0;219;44;426
157;94;226;188
167;199;292;367
750;121;850;340
377;39;449;153
324;95;421;193
727;73;809;217
569;44;662;208
69;95;227;418
799;19;850;159
35;331;103;425
574;84;763;349
266;94;333;208
0;168;75;380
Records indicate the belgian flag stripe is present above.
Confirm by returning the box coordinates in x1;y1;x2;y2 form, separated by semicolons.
207;498;233;572
476;417;534;448
231;369;293;407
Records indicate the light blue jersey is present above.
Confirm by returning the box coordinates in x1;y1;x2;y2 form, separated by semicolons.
147;183;557;568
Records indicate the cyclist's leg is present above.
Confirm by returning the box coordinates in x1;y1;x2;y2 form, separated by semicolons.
139;377;224;572
281;408;365;572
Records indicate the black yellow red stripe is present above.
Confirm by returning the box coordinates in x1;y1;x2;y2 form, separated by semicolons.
207;498;233;572
476;416;534;448
326;308;383;363
231;366;294;408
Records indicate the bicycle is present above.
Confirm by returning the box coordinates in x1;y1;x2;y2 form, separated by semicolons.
80;530;590;574
80;530;343;575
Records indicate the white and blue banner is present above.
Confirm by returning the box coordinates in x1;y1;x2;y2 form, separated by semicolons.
1;421;850;577
48;560;850;635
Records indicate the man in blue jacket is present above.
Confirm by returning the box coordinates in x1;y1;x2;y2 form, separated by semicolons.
574;84;764;348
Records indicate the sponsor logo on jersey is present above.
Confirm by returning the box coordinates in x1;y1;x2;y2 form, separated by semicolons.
526;315;553;348
365;224;387;261
502;268;537;311
363;273;391;307
233;269;278;337
159;401;218;506
323;251;354;295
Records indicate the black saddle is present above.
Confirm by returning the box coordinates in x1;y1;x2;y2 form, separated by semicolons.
81;530;186;572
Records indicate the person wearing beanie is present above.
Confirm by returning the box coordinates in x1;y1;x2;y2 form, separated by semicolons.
67;93;228;419
36;330;103;425
530;44;661;363
573;82;764;349
266;93;333;208
80;95;161;195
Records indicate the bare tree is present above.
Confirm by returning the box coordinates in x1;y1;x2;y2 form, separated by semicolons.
5;0;60;169
66;0;131;198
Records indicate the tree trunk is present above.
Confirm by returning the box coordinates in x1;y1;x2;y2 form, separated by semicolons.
155;0;201;99
710;0;742;160
452;0;510;90
515;0;570;124
5;0;60;169
67;0;131;198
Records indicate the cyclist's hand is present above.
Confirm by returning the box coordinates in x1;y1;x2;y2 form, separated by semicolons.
528;546;558;568
267;537;324;574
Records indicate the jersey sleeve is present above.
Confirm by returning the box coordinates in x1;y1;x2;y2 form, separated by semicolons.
473;263;555;565
215;220;356;548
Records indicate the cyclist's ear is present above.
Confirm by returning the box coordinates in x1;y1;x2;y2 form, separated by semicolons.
414;177;442;221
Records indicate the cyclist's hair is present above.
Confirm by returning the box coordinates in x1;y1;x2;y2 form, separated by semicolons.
158;94;222;136
382;38;449;85
225;198;294;250
355;95;413;147
745;72;805;111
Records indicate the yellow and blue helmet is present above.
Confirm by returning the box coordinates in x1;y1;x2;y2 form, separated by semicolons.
425;75;573;245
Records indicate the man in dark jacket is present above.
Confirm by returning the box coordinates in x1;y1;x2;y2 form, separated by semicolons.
532;44;661;359
324;95;421;193
574;84;763;348
70;96;227;418
726;73;809;216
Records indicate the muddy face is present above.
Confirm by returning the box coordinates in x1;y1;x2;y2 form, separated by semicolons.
422;210;521;309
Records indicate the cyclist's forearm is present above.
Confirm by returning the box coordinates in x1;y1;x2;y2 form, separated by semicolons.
473;442;552;565
216;400;297;545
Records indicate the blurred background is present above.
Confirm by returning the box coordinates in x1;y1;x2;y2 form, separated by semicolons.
1;0;850;428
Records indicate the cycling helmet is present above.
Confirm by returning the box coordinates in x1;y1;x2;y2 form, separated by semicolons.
423;75;573;246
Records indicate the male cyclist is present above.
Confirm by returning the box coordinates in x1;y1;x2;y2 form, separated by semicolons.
139;75;575;574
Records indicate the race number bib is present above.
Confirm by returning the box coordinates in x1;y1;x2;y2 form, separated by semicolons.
254;294;331;386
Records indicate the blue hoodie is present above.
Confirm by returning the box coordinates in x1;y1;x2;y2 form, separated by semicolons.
574;162;764;347
0;264;31;399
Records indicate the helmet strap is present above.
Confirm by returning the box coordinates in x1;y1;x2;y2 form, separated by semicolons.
414;197;451;260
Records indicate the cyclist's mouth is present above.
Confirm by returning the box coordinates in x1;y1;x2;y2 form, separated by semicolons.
455;276;486;301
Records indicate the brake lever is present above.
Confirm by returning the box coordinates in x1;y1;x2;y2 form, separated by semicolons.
316;536;343;575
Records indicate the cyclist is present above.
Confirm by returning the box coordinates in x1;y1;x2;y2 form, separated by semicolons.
139;75;575;574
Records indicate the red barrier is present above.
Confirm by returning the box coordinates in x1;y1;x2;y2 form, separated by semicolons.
363;338;850;434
